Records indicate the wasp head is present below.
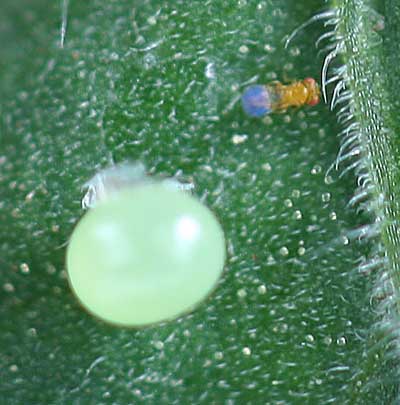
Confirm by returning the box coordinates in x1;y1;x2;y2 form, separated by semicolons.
303;77;320;106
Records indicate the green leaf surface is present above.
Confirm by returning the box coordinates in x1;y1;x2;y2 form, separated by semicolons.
2;0;396;403
325;0;400;402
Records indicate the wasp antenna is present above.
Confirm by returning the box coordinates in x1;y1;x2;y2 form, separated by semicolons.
284;9;338;49
60;0;70;48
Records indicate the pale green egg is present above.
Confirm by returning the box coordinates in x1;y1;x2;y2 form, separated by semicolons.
66;183;226;327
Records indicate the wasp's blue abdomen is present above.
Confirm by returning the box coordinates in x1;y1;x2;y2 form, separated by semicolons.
241;85;272;117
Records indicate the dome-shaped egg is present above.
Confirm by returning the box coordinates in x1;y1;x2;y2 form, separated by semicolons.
66;183;226;327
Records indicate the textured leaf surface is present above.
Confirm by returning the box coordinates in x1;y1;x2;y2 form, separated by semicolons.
0;0;378;403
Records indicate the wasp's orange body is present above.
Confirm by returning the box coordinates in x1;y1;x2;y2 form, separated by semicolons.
242;77;320;117
273;78;320;110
